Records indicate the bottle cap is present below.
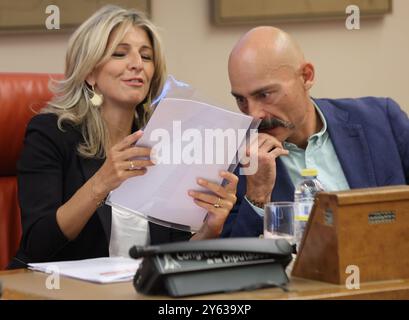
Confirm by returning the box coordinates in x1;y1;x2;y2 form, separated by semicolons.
301;168;318;177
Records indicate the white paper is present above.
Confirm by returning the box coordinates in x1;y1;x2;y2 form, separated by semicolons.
106;98;254;231
28;257;141;284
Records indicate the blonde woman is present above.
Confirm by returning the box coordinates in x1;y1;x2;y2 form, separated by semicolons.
10;5;238;267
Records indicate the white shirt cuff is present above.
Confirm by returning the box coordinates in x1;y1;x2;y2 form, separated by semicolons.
245;196;265;217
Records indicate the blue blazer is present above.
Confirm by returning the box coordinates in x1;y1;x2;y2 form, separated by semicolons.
221;97;409;237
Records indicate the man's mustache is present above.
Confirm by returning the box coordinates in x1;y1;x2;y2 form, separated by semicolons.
258;117;295;130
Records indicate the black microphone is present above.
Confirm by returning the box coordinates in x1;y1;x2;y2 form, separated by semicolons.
129;245;160;259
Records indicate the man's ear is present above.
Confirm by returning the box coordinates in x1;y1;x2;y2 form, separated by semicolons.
301;62;315;91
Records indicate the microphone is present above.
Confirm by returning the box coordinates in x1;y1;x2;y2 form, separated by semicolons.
129;245;160;259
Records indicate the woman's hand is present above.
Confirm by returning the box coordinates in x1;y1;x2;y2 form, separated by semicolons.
189;171;239;240
92;130;155;199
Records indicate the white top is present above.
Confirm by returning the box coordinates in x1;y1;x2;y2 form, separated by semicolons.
109;206;149;258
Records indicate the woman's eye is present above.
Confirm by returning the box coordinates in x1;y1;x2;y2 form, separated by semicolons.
141;54;153;61
112;52;126;57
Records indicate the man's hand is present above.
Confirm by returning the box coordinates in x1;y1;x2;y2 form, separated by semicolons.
245;133;289;204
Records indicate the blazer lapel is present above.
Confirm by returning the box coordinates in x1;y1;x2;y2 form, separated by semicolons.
315;99;377;188
78;156;112;242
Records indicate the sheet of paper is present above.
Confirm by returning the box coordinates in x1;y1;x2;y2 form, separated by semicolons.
28;257;141;284
106;98;254;231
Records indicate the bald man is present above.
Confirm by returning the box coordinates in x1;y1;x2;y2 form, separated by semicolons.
221;27;409;238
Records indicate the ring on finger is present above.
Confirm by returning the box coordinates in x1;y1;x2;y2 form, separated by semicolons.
213;197;222;208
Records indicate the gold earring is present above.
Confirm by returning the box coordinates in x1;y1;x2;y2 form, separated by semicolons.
90;85;103;107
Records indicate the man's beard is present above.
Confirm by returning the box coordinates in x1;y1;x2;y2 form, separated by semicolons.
258;117;295;130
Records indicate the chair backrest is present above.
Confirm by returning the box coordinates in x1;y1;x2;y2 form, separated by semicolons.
0;73;60;269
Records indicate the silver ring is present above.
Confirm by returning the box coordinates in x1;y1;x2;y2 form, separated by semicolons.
213;197;222;208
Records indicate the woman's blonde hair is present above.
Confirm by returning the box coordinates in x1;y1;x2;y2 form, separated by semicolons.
43;5;166;158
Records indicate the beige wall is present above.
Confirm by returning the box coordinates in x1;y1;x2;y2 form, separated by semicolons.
1;0;408;113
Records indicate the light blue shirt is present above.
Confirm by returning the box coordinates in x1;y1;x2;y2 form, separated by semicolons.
247;100;350;216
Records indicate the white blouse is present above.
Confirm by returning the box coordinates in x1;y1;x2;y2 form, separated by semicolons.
109;207;149;258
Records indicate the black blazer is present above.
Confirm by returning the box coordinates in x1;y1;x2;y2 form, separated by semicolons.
10;113;190;268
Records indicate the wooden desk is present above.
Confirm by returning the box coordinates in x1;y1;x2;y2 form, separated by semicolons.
1;269;409;300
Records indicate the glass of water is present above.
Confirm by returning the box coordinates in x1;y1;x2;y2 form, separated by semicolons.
264;202;295;244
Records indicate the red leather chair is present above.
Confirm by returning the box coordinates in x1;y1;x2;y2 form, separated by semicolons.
0;73;60;269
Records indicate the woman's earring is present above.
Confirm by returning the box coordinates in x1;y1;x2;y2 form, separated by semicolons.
90;85;103;107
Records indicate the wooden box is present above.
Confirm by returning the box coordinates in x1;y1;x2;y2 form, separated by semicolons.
292;185;409;284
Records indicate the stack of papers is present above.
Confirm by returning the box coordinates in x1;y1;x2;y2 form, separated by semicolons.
107;97;256;231
28;257;142;284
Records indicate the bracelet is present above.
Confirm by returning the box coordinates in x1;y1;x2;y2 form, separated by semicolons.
246;196;266;209
91;178;106;208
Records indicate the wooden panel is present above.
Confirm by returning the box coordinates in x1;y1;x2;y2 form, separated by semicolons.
292;198;342;283
1;269;409;300
292;185;409;284
327;185;409;205
213;0;392;25
0;0;150;31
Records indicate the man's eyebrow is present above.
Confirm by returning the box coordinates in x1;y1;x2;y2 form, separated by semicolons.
231;91;242;98
249;84;279;97
231;84;278;98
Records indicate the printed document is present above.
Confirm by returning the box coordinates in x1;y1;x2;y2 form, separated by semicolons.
28;257;141;283
106;98;255;231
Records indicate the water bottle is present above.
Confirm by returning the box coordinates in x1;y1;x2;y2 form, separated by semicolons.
294;168;325;250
